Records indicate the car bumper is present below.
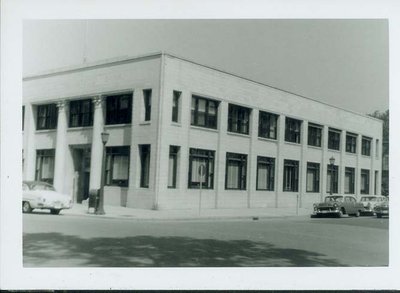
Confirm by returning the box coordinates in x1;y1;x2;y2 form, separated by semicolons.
312;208;340;216
32;201;72;210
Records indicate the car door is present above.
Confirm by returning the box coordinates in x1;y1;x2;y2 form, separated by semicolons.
344;196;356;213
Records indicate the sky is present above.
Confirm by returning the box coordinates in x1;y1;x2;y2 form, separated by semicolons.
23;19;389;115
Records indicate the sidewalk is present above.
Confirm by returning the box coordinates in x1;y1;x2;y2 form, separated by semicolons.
62;203;313;221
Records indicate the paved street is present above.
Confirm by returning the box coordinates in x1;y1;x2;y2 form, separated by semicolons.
23;212;388;267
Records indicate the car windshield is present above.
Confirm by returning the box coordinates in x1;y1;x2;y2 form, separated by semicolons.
361;197;376;202
31;183;56;191
325;196;343;203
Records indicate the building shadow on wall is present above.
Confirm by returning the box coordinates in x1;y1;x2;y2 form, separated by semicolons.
23;232;346;267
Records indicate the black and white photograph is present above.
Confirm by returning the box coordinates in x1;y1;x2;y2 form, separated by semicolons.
1;0;400;291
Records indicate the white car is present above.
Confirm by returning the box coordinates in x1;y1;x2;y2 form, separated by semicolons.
359;195;388;215
22;181;73;215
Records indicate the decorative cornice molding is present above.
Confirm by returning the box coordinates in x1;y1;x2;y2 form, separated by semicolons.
56;100;67;111
92;96;103;108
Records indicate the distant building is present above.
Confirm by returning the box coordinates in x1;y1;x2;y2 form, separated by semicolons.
22;52;383;210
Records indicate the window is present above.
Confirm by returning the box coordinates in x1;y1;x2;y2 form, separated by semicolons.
306;162;320;192
143;89;152;121
375;139;380;158
283;160;299;192
285;118;302;143
374;170;378;195
344;167;355;194
228;104;251;135
362;136;372;156
191;95;219;129
188;148;215;189
168;146;180;188
308;123;322;147
326;164;339;194
105;146;130;187
172;91;181;123
22;106;25;130
328;128;341;151
37;104;57;130
35;149;55;184
69;99;93;127
226;152;247;190
345;133;357;153
105;93;132;125
258;111;278;139
361;169;370;194
256;156;275;191
139;145;151;188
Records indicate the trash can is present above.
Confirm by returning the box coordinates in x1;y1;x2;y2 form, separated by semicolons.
88;189;99;210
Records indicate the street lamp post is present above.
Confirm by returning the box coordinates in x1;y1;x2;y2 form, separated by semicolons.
329;156;335;196
95;131;110;215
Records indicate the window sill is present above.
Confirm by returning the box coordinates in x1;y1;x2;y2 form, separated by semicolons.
139;121;151;126
35;129;56;134
361;154;371;158
104;123;132;129
284;141;301;147
104;185;129;188
307;145;322;150
67;126;93;131
327;149;341;153
258;137;277;143
190;125;219;133
227;131;250;139
171;122;182;127
345;152;357;157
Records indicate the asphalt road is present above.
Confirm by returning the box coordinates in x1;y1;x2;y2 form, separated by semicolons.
23;212;389;267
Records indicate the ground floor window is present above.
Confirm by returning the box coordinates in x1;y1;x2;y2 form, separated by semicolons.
306;162;320;192
225;152;247;190
35;149;55;184
188;148;215;189
345;167;355;194
283;159;299;192
139;145;151;188
168;146;180;188
105;146;130;187
326;164;339;194
361;169;370;194
256;156;275;191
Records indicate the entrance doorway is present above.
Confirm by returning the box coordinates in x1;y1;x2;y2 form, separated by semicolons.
71;145;91;203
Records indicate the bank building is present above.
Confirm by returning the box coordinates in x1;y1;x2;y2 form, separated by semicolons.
22;52;383;210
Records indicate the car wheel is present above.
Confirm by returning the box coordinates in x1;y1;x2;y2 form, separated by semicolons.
50;209;61;215
355;210;360;217
22;201;32;213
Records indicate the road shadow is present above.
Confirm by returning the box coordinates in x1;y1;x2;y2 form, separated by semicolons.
23;232;346;267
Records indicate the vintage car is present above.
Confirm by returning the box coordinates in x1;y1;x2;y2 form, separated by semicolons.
22;181;73;215
359;195;388;215
311;195;364;218
374;200;389;218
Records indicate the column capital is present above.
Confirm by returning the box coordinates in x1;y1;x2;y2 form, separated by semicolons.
92;96;104;108
56;100;67;111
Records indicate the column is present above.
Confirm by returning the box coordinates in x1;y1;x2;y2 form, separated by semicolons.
339;131;346;194
53;100;68;192
89;96;105;190
23;104;37;181
299;120;308;207
320;126;329;201
355;134;362;198
275;115;286;208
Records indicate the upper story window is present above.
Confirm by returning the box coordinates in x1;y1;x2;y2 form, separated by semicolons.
143;89;152;121
345;133;357;154
69;99;93;127
308;123;322;147
105;93;132;125
258;111;278;139
328;128;341;151
191;95;219;129
172;91;181;123
362;136;372;156
285;117;302;144
105;146;130;187
228;104;251;135
37;104;57;130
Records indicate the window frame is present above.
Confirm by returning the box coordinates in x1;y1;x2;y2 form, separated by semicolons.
172;91;181;123
256;156;275;191
361;136;372;156
328;128;341;151
344;167;355;194
306;162;320;193
225;152;248;190
105;146;130;187
143;89;152;122
191;95;219;129
285;117;302;144
326;164;339;194
36;104;58;130
69;98;94;128
168;145;180;188
227;104;252;135
283;159;299;192
345;133;357;154
139;144;151;188
35;149;55;184
188;148;215;189
105;93;133;125
308;123;322;147
360;169;370;194
258;111;278;140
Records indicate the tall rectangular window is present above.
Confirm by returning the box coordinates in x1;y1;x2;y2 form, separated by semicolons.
346;133;357;153
258;111;278;139
285;118;302;143
105;146;130;187
35;149;55;184
69;99;94;127
328;128;341;151
139;145;151;188
105;93;132;125
306;162;320;192
375;139;380;158
172;91;181;123
344;167;355;194
37;104;57;130
283;160;299;192
22;106;25;130
168;146;180;188
143;89;152;121
308;123;322;147
361;169;370;194
191;95;219;129
188;148;215;189
256;156;275;191
362;136;372;156
226;152;247;190
228;104;251;135
374;170;378;195
326;164;339;194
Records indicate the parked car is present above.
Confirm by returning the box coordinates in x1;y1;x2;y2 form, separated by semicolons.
359;195;388;215
311;195;364;218
22;181;73;215
374;199;389;218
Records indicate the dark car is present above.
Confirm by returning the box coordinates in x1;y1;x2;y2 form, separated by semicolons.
311;195;364;218
374;200;389;218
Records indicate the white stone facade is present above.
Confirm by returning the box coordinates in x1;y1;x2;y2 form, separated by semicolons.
23;52;383;210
